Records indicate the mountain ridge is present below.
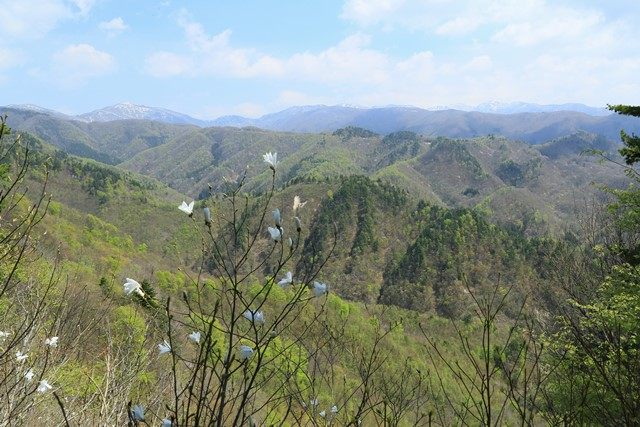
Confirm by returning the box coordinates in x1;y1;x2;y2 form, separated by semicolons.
4;101;611;127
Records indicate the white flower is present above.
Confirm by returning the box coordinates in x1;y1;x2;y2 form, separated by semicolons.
239;345;254;360
158;340;171;355
294;216;302;232
319;410;326;417
37;380;52;393
123;278;144;297
278;271;293;287
15;351;28;362
272;208;282;227
188;331;201;344
45;336;59;348
263;152;278;170
293;195;307;212
287;237;293;248
310;398;319;406
243;310;265;325
331;405;338;414
178;200;195;215
203;207;212;226
24;369;35;382
131;404;145;421
313;281;328;297
0;331;10;341
161;418;173;427
267;226;282;242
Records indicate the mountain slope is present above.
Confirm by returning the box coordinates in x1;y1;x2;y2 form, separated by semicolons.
121;126;627;234
79;102;208;126
1;107;197;163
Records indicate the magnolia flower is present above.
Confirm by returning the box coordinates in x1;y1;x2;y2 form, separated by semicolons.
263;152;278;170
24;369;34;382
123;278;144;297
188;331;201;344
278;271;293;287
203;207;212;226
313;281;328;297
319;410;326;418
131;404;145;421
158;340;171;355
287;237;293;248
272;208;282;227
310;398;319;406
294;216;302;232
178;200;195;216
243;310;265;325
239;345;254;360
161;418;173;427
15;351;28;362
267;226;282;242
293;195;307;212
45;336;59;348
37;380;52;393
0;331;9;341
331;405;338;414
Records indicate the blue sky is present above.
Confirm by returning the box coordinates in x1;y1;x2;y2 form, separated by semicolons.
0;0;638;118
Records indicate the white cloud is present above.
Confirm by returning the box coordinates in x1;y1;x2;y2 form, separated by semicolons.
164;12;285;78
145;14;388;83
145;51;193;77
0;47;23;70
464;55;492;71
287;34;389;84
0;0;94;39
0;47;22;83
70;0;94;16
99;17;128;36
146;5;640;110
435;16;481;36
340;0;405;26
491;8;603;46
52;44;115;86
147;13;389;84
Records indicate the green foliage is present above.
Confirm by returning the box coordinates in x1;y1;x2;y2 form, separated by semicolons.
299;176;407;277
609;104;640;165
155;270;187;293
495;158;540;187
57;362;101;398
83;214;134;250
135;279;160;309
332;126;378;139
379;203;530;316
112;305;147;348
64;157;154;203
547;264;640;425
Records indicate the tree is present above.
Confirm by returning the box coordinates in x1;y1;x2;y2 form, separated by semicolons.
543;105;640;424
609;104;640;165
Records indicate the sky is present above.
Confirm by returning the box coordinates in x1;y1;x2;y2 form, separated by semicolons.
0;0;638;118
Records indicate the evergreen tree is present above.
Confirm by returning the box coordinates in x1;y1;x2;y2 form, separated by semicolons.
609;104;640;165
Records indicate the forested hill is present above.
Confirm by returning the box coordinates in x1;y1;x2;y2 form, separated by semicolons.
3;104;640;163
1;104;639;425
121;127;626;233
3;104;628;233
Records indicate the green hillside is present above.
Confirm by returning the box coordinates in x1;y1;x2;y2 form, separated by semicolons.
120;126;626;235
1;107;197;163
1;109;639;425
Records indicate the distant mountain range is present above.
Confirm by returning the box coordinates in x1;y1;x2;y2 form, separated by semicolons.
2;102;638;165
7;101;610;128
